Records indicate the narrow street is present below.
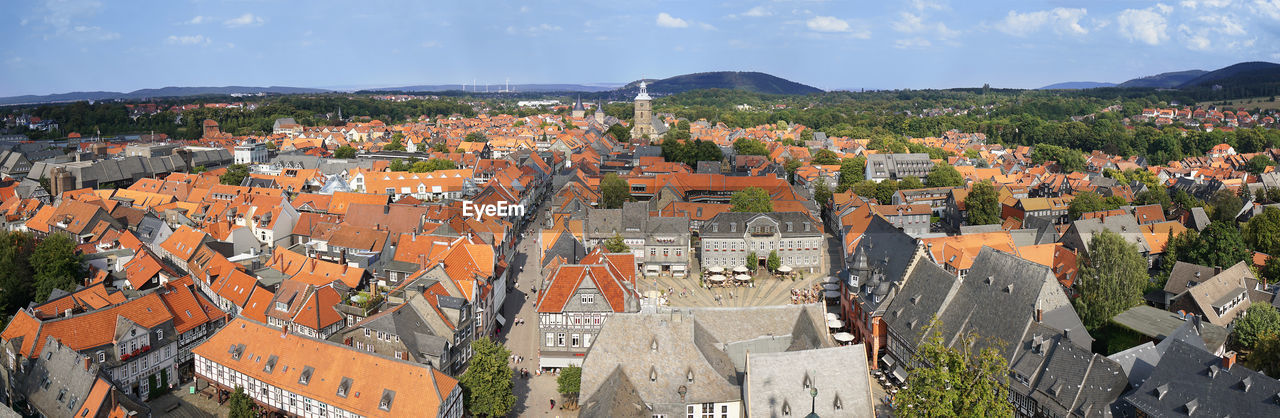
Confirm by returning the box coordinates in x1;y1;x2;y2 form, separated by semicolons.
496;229;578;417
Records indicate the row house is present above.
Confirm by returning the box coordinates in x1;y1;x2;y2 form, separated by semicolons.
333;278;474;375
700;212;825;273
266;280;347;340
585;202;692;278
891;186;956;216
193;318;464;418
349;169;474;201
872;204;932;238
535;249;640;369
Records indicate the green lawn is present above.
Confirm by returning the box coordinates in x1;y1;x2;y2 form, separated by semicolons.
1092;323;1144;355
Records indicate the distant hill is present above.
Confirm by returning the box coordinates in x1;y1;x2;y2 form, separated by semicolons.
1117;70;1208;88
618;71;823;96
1038;81;1116;90
0;86;331;106
371;83;619;93
1176;61;1280;88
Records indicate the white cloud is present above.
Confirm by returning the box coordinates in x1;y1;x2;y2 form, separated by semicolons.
71;25;118;41
894;38;932;48
1199;14;1245;35
699;22;717;30
656;12;689;28
1176;14;1248;50
186;16;205;25
1254;0;1280;20
224;13;264;28
519;6;529;13
506;24;562;36
910;0;947;11
806;16;850;32
1181;0;1234;8
166;34;210;45
421;40;439;48
743;6;772;17
997;8;1088;37
892;12;958;39
1117;6;1169;45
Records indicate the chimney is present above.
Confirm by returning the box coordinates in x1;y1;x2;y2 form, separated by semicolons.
281;325;289;338
1222;351;1237;369
1035;308;1043;322
84;357;90;371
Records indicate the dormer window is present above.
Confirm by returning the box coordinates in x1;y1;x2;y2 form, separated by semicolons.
581;294;594;304
379;389;395;411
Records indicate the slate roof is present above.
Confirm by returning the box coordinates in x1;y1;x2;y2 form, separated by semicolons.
746;345;875;418
580;305;830;418
1123;339;1280;417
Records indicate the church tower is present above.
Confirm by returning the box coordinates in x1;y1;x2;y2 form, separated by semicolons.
630;81;654;140
571;95;586;119
594;100;606;125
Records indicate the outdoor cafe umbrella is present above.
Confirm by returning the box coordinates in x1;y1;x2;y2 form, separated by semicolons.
734;274;752;282
833;332;855;342
824;290;841;299
827;319;843;328
707;274;727;282
823;282;841;291
733;266;750;273
778;265;792;273
826;312;839;321
708;266;725;273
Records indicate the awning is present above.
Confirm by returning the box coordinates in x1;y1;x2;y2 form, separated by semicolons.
539;356;583;369
645;264;661;271
891;366;908;384
881;355;897;369
672;265;687;271
496;314;506;326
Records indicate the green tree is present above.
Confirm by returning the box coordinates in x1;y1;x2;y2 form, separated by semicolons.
33;234;84;302
465;132;488;142
1068;191;1108;221
898;176;924;191
746;252;759;269
1030;144;1086;173
784;159;803;182
0;231;36;315
189;165;207;174
1171;189;1203;211
1073;229;1148;331
812;149;840;165
606;124;631;143
1261;256;1280;285
409;158;457;173
557;365;582;404
1246;154;1273;175
1207;189;1243;223
853;180;878;200
732;138;768;156
926;164;964;188
1244;207;1280;256
459;338;516;417
431;142;449;153
219;164;249;186
1251;332;1280;377
873;180;899;204
813;182;832;207
837;157;866;192
966;181;1001;225
333;145;357;159
767;250;781;272
600;173;631;209
730;187;773;212
382;137;406;151
389;158;416;172
603;234;630;253
228;386;255;418
1198;221;1251;269
895;318;1012;418
1232;304;1280;350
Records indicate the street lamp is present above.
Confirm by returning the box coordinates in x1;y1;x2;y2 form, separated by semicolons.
805;386;819;418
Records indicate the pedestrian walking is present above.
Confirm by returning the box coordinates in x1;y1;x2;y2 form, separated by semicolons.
550;399;555;410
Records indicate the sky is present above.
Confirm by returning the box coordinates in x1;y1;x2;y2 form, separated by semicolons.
2;0;1280;96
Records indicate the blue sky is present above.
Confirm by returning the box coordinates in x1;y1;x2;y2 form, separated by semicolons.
3;0;1279;96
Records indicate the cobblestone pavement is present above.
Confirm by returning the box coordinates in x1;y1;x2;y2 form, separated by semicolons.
149;382;223;418
496;232;579;417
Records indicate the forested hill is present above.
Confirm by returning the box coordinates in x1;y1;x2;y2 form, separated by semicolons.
1177;62;1280;88
1117;70;1208;88
0;86;332;106
617;72;824;96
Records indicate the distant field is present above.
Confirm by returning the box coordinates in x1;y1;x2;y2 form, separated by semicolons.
1196;96;1280;111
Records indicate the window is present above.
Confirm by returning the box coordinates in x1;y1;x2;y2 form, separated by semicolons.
581;294;594;304
557;333;566;346
545;333;554;347
571;334;580;347
364;328;371;337
97;351;105;363
583;334;592;347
